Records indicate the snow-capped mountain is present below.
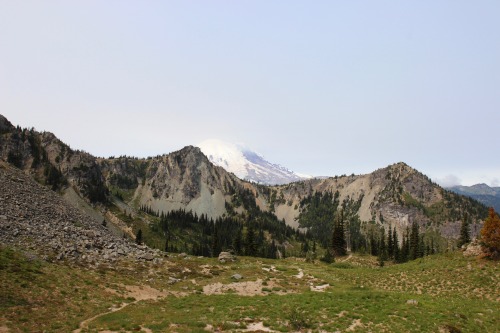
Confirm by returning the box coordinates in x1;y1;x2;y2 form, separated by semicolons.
197;139;311;185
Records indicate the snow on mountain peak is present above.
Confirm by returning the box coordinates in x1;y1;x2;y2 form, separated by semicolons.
197;139;310;185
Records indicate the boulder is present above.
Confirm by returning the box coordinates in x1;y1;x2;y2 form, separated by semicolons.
218;251;236;263
463;239;483;257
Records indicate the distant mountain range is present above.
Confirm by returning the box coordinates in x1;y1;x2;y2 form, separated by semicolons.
197;139;311;185
447;184;500;212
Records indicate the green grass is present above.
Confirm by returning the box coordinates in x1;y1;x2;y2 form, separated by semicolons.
1;245;499;333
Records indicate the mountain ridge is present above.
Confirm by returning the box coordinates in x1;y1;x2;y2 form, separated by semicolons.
447;183;500;212
0;114;488;248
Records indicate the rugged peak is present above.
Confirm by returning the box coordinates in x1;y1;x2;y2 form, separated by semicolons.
0;114;14;133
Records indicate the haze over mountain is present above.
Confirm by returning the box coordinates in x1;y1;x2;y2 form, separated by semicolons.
447;184;500;212
197;139;311;185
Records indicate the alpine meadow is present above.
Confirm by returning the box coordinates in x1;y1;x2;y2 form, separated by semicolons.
1;1;500;333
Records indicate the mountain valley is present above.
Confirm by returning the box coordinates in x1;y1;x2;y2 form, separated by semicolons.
0;114;499;333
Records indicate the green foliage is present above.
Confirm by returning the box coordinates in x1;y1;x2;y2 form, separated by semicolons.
457;213;470;248
331;209;347;257
135;229;143;244
43;164;67;190
109;174;138;189
7;150;23;168
298;191;340;248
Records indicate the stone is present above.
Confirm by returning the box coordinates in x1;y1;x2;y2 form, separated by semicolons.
407;299;418;305
463;239;483;257
169;277;181;284
231;274;243;280
139;253;154;261
218;251;236;263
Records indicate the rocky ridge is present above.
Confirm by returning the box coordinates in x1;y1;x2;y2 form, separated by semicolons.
0;161;161;265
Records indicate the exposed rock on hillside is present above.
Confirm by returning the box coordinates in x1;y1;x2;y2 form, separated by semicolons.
0;121;107;204
0;162;160;265
270;163;487;237
101;146;243;219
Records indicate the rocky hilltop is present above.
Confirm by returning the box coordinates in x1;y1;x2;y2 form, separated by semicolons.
0;161;161;264
267;163;486;239
100;146;243;219
0;115;107;203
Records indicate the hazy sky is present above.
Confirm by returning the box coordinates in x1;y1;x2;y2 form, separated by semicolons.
1;1;499;186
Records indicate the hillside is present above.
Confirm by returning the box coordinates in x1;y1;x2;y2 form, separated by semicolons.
2;244;498;332
267;163;487;243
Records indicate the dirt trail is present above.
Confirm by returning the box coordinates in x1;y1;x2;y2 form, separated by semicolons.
73;284;167;333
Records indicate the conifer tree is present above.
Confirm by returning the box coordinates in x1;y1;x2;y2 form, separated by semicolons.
135;229;143;245
388;225;394;258
409;223;419;260
245;223;257;256
331;209;347;256
458;213;471;248
232;228;243;255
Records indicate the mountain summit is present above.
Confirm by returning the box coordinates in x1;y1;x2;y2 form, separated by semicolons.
197;139;310;185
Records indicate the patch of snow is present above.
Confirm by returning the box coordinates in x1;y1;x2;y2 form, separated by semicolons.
197;139;311;185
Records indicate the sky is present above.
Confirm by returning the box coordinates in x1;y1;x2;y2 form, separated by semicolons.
1;1;499;186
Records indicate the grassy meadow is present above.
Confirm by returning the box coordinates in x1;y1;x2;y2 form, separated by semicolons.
1;245;498;333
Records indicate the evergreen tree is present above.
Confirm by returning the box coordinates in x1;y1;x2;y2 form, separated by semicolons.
331;209;347;256
135;229;143;245
418;236;425;258
211;224;219;257
378;228;388;261
458;213;471;248
409;223;419;260
400;227;409;263
393;229;400;263
232;228;243;255
387;225;394;258
245;223;257;256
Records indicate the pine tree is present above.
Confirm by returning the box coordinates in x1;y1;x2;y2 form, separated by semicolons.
458;213;471;248
331;209;347;257
392;227;400;262
387;225;394;258
245;223;257;256
135;229;143;245
409;223;419;260
211;224;219;257
232;228;243;255
379;228;388;261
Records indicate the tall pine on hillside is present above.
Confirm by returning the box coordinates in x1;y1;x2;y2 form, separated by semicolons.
458;212;471;248
331;209;347;257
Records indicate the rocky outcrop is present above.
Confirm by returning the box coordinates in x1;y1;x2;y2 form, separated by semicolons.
0;162;161;265
218;251;237;263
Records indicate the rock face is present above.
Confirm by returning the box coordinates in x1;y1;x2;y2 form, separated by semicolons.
269;162;487;237
0;162;160;265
